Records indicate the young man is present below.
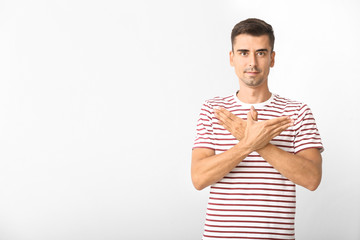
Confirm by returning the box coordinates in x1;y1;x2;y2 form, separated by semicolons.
192;18;323;240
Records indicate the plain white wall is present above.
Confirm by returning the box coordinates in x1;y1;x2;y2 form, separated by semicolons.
0;0;359;239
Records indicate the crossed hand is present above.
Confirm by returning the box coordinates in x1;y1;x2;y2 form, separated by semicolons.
214;106;293;152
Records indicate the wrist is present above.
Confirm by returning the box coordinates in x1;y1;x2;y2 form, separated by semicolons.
235;140;253;156
257;143;273;155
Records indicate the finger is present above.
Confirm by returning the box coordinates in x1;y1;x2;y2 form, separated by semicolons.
265;116;292;126
218;119;232;133
251;106;258;121
218;108;243;125
265;116;293;133
214;108;227;122
247;111;254;125
215;110;233;128
269;122;293;138
218;107;236;120
215;108;229;123
271;119;293;131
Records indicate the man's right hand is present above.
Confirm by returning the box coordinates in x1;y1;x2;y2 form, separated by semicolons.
215;106;293;152
242;108;293;152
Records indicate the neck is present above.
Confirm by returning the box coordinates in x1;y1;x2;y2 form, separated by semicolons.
237;82;271;104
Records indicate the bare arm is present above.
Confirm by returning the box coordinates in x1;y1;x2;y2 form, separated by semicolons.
191;110;292;190
215;107;322;191
257;145;322;191
191;143;252;191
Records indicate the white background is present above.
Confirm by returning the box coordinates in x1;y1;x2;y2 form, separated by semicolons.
0;0;359;239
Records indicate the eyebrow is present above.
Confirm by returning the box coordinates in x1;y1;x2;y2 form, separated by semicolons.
236;49;269;52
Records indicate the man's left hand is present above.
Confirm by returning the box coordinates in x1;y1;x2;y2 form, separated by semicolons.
214;106;258;141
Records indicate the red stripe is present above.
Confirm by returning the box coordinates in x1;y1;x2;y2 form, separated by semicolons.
209;197;295;204
192;146;215;151
207;213;295;220
296;132;320;138
203;234;294;239
294;124;317;131
195;141;215;146
241;160;266;163
217;182;294;187
294;123;317;131
222;177;286;181
198;122;212;127
298;104;308;112
207;208;295;215
213;137;237;141
201;108;212;115
229;171;281;175
199;114;211;120
295;142;322;149
278;134;295;137
271;138;293;143
211;101;237;106
210;187;295;192
196;127;213;133
195;132;209;136
234;166;274;169
210;192;295;198
196;137;214;141
272;144;293;149
204;229;294;236
205;224;294;231
215;143;238;146
296;110;310;121
208;203;295;209
212;131;232;135
294;137;321;143
205;218;294;225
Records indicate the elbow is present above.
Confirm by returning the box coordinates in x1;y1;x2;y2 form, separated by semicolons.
306;176;321;191
193;183;205;191
191;175;207;191
307;183;319;191
192;179;206;191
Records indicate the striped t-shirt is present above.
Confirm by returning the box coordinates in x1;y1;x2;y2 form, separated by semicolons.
193;93;323;240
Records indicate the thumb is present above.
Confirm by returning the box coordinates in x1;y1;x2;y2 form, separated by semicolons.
247;110;255;125
251;106;258;121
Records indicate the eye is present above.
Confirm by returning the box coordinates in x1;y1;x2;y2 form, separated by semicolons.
257;51;266;56
239;52;248;56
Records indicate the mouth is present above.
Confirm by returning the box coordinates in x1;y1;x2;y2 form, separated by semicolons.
245;72;260;75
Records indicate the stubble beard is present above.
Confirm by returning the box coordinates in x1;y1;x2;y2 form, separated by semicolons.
240;67;265;87
240;76;265;87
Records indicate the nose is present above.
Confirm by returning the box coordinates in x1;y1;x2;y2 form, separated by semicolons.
249;53;257;68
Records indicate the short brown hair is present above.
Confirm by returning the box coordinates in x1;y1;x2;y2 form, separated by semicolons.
231;18;275;52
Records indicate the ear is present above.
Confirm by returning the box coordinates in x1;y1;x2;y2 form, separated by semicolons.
229;50;234;67
270;51;275;68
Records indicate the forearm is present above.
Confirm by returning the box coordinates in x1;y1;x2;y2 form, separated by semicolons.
257;144;322;191
192;143;252;190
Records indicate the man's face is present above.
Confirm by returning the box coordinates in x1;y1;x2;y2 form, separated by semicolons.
230;34;275;88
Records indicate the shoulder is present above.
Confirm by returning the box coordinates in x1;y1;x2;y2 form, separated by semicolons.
272;94;310;112
203;94;237;108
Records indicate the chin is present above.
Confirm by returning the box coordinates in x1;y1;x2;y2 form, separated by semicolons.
242;79;264;87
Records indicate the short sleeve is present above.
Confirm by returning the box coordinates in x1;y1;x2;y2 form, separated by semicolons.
193;101;215;150
294;104;324;154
